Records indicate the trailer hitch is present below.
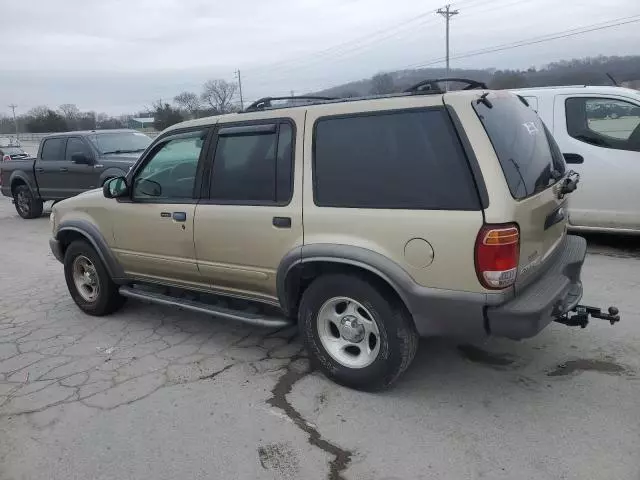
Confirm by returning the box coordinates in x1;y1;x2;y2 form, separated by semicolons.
555;305;620;329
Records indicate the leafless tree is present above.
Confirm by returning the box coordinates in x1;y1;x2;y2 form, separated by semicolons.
370;73;395;95
58;104;80;129
201;79;238;113
174;92;201;116
59;104;80;120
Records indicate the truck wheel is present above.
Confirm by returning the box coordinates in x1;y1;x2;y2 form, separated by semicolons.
13;185;43;219
298;274;418;391
63;240;126;316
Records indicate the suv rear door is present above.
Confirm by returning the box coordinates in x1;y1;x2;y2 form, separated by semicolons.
467;92;569;289
193;112;304;303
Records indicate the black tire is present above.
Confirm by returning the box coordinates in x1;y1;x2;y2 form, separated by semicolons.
63;240;126;316
13;185;43;219
298;274;419;391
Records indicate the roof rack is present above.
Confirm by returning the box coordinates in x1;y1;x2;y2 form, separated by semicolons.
245;96;337;112
404;77;487;93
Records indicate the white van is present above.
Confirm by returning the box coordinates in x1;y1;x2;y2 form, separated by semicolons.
511;85;640;233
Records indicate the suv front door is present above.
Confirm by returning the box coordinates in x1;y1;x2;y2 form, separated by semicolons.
555;94;640;231
193;115;304;303
110;128;210;287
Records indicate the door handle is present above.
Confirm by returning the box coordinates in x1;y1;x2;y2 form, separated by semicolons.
59;167;69;172
35;167;44;173
172;212;187;222
273;216;291;228
563;153;584;164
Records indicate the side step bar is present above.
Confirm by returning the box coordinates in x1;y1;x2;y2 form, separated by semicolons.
119;285;292;328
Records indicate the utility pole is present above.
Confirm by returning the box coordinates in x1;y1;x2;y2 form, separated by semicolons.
8;104;19;140
436;4;459;90
235;70;244;110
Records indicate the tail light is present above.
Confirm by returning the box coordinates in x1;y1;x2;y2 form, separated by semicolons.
2;155;9;162
475;224;520;289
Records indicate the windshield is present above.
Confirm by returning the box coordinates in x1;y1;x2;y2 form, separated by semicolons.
88;132;152;155
473;93;566;199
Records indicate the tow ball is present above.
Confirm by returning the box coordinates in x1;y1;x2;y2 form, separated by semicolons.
555;305;621;329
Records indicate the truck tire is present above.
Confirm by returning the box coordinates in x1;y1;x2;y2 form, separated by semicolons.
63;240;126;316
13;185;43;219
298;274;418;391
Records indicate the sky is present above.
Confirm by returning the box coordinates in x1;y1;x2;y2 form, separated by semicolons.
1;0;638;116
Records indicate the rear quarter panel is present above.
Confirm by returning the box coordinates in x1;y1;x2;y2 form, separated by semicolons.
303;95;487;293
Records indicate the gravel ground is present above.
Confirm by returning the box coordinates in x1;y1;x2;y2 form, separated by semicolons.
0;196;639;480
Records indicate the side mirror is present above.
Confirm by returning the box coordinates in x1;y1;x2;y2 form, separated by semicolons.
103;176;129;199
563;153;584;164
71;153;94;165
136;178;162;197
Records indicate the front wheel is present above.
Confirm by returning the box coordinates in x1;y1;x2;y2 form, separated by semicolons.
63;240;126;316
298;274;418;391
13;185;43;219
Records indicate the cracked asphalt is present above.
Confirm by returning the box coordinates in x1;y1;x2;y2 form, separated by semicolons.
1;196;639;480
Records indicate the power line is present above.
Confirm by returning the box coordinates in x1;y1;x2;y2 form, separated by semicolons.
401;14;640;70
242;8;440;78
242;0;537;87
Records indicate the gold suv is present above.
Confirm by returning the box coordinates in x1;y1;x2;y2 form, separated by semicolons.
49;79;620;390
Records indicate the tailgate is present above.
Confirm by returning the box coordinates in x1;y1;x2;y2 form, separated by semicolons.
512;185;567;289
472;92;570;288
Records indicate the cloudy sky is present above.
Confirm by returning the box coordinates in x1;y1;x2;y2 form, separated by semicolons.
1;0;638;116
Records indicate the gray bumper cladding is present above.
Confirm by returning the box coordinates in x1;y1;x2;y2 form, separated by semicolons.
487;235;587;340
49;238;64;263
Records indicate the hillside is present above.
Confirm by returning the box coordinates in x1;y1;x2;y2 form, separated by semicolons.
313;55;640;97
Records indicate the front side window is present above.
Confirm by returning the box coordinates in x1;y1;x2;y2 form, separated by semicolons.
65;138;93;161
566;97;640;152
40;138;65;161
313;108;480;209
209;122;294;203
473;94;566;199
133;131;205;200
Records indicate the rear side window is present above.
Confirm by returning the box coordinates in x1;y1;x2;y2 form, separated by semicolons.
473;94;565;199
313;108;480;210
41;138;65;161
209;122;294;204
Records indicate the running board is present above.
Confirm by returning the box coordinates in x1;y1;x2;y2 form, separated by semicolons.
119;285;292;328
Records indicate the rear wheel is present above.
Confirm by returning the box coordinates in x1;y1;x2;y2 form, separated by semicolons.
63;240;126;316
298;274;418;391
13;185;43;219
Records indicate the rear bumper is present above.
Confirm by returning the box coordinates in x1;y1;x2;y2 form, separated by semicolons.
408;235;586;340
486;235;587;339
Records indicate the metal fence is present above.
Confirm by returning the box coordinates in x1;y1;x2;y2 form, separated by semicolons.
15;131;160;142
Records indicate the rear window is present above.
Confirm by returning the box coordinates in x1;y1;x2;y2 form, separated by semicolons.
473;94;565;199
313;108;480;210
